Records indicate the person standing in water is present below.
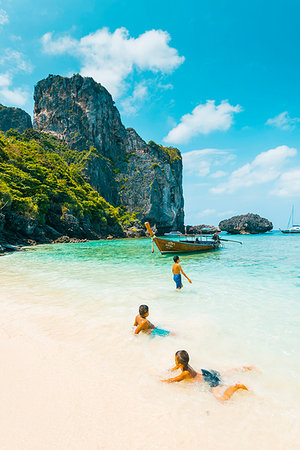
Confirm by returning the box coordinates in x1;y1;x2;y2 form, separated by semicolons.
172;256;192;290
162;350;257;401
212;232;220;244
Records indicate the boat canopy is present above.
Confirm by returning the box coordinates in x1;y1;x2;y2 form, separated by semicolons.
178;234;214;242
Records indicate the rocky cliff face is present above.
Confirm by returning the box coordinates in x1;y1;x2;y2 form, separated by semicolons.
186;224;220;234
33;74;184;233
219;213;273;234
0;104;32;133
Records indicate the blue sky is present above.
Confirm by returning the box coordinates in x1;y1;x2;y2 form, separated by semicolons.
1;0;300;227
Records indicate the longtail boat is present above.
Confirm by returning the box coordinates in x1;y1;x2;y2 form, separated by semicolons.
145;222;220;254
280;206;300;234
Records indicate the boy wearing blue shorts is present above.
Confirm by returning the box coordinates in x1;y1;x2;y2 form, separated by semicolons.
172;255;192;290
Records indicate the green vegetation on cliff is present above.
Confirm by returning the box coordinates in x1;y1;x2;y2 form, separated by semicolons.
148;140;181;163
0;129;138;234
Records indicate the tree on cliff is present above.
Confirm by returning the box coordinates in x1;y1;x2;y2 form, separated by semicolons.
0;129;139;244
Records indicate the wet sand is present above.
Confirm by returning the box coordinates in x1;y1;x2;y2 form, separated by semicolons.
0;236;299;449
0;298;299;450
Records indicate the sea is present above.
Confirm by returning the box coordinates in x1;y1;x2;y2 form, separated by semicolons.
0;230;299;449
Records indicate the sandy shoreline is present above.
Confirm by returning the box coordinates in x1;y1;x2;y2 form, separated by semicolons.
0;294;299;450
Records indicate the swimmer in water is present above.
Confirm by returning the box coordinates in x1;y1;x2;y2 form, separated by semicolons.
134;305;171;337
172;256;192;290
213;232;220;244
162;350;257;401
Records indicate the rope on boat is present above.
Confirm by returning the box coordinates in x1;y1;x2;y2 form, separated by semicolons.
219;238;243;245
151;235;156;253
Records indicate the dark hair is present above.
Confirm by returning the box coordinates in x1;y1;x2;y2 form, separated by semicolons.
139;305;149;317
173;255;179;263
175;350;189;367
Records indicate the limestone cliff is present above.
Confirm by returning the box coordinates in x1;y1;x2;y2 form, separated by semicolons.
186;224;220;234
33;74;184;233
0;104;32;133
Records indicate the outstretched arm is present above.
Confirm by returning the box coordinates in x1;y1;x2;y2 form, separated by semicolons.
161;371;189;383
134;320;147;335
180;266;192;283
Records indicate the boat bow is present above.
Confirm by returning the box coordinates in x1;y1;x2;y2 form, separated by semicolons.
145;222;220;254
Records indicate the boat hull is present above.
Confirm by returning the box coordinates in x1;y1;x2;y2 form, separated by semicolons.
280;229;300;234
153;237;219;254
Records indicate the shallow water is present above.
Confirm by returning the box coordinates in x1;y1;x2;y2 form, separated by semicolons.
0;231;299;449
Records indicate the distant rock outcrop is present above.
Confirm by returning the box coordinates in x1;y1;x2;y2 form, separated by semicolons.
219;213;273;234
186;224;220;234
33;74;184;233
0;104;32;133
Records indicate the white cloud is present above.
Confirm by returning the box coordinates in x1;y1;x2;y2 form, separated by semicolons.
0;50;32;107
9;35;22;42
210;170;227;179
0;9;8;25
211;145;297;194
41;27;184;98
183;148;234;177
197;209;216;218
196;208;235;219
0;85;29;106
266;111;300;130
0;73;10;87
120;81;149;115
0;50;33;74
0;72;29;106
157;82;173;90
164;100;242;144
271;168;300;197
217;210;234;218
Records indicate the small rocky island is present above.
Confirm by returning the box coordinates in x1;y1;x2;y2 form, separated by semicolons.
0;104;32;133
186;224;220;234
219;213;273;234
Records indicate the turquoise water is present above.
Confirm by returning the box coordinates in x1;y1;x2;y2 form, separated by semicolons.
1;231;299;372
0;231;299;448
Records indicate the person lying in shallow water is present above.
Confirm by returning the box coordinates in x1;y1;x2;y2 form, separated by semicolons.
133;305;171;337
162;350;257;401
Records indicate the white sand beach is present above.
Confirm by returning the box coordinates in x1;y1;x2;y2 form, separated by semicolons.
0;290;299;450
0;237;299;449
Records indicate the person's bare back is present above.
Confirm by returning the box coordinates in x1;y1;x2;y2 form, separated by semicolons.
172;256;192;290
172;262;181;274
134;313;155;334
